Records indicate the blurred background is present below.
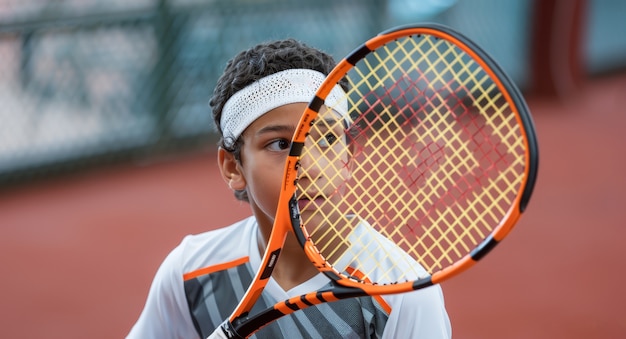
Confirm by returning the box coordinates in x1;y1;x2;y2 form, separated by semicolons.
1;0;625;338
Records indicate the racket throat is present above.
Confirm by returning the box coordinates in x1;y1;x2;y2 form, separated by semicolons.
259;248;281;280
317;282;368;300
288;193;301;229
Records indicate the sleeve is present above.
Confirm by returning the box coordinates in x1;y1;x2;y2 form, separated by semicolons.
380;284;452;339
126;243;201;339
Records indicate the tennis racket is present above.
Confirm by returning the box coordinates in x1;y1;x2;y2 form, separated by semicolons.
212;22;539;338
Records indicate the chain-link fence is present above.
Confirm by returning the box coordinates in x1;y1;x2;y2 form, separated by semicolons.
1;0;625;186
0;0;392;185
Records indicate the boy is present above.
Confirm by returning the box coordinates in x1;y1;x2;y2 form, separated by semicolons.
127;38;451;338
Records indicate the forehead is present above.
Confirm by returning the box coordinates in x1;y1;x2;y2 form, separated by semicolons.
245;103;308;133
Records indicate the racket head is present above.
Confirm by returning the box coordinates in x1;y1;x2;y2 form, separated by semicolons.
287;23;539;293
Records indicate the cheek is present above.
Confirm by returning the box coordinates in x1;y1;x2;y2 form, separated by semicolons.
331;147;352;183
244;158;286;217
256;173;282;205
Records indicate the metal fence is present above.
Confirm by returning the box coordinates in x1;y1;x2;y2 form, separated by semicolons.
0;0;389;185
1;0;624;186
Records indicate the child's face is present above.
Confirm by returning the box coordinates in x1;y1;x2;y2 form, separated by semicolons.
237;103;351;234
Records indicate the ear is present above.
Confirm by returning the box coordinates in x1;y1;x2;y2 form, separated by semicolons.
217;148;246;191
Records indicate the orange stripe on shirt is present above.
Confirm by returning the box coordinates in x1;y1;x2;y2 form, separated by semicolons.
183;256;249;281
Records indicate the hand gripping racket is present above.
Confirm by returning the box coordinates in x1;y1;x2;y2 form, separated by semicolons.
212;23;539;338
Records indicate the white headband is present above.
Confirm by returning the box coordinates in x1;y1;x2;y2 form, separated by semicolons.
220;68;348;148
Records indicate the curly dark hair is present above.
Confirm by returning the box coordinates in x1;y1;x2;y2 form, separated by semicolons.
209;38;346;202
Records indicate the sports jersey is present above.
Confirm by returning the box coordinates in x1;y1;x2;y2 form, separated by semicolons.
126;216;451;338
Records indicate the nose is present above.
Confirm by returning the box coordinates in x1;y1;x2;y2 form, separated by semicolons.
298;142;324;180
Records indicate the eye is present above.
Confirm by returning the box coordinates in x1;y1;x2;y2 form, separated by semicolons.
267;138;291;151
318;132;338;148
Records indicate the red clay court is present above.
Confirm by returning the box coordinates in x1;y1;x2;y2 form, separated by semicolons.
1;73;625;338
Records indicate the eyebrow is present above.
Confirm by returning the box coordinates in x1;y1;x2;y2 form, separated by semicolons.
255;124;296;137
254;118;343;139
316;118;345;130
323;118;341;124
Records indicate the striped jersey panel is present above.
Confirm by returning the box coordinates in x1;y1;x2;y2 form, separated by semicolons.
184;260;389;338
